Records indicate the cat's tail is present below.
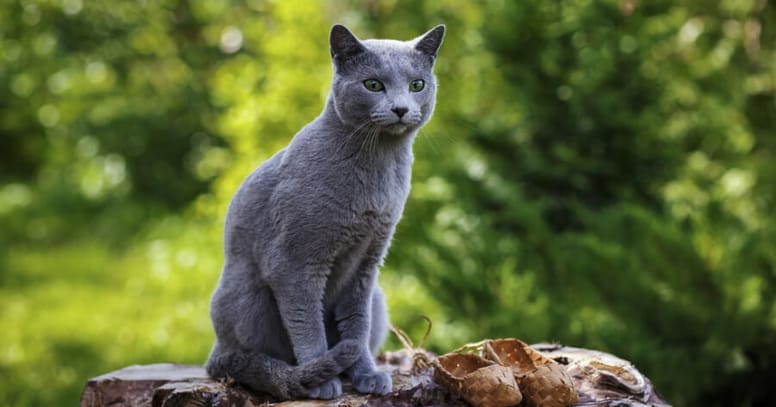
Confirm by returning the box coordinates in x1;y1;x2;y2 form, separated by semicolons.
206;339;361;399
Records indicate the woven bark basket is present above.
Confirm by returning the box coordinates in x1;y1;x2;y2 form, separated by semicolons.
433;352;523;407
484;338;579;407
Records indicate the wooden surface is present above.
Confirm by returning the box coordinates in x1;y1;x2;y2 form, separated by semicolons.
80;346;670;407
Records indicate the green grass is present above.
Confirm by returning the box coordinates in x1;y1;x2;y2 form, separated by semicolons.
0;223;218;406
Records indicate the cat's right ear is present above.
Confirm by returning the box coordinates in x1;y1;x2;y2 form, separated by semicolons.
414;25;446;60
330;24;366;61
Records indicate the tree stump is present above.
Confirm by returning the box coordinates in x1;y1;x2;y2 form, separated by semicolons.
80;345;669;407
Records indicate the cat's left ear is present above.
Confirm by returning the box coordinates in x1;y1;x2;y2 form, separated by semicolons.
330;24;366;61
413;24;446;60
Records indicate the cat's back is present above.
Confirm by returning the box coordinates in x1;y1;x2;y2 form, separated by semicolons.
224;147;286;236
225;117;327;222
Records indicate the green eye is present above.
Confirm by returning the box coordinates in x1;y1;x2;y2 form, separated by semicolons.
410;79;425;92
363;79;384;92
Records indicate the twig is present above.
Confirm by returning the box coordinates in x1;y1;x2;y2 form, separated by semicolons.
389;315;434;371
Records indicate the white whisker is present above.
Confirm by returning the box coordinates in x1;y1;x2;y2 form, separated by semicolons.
368;126;380;157
419;131;441;155
335;120;372;156
356;124;373;159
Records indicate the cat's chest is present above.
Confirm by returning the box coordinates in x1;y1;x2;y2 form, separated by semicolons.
349;163;410;219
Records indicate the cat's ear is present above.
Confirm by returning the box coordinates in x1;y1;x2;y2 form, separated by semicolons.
413;24;446;60
330;24;366;60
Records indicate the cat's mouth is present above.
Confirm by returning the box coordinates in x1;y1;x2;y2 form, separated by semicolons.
376;118;422;135
369;112;420;135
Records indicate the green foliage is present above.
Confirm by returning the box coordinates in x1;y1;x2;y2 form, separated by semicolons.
2;1;775;406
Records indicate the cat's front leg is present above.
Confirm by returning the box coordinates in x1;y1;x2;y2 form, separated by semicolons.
268;264;346;399
334;264;393;395
270;274;328;361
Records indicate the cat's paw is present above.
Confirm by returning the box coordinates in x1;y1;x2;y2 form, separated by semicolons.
352;370;392;395
306;377;343;400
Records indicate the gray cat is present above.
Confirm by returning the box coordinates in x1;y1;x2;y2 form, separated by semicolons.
205;24;445;400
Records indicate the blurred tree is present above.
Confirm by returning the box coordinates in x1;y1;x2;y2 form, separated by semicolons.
352;1;776;406
0;0;234;242
1;0;775;406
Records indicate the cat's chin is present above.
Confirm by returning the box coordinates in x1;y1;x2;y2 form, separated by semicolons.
381;123;414;137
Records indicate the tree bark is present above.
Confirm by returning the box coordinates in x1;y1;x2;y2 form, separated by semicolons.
80;345;669;407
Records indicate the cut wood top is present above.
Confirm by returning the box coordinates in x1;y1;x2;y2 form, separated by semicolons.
80;346;670;407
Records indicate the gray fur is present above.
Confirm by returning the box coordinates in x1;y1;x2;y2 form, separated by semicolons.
206;24;444;400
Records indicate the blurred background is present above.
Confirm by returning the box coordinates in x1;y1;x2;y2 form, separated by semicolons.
1;0;774;405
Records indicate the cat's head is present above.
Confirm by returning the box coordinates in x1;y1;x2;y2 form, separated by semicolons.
329;24;445;136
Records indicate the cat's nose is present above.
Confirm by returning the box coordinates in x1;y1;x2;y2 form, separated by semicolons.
391;107;408;118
